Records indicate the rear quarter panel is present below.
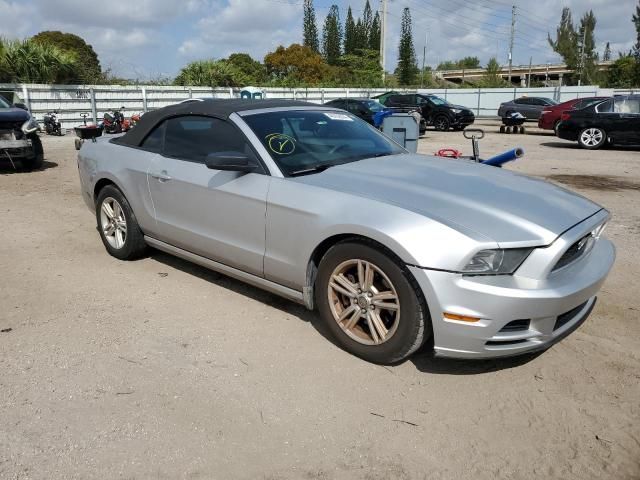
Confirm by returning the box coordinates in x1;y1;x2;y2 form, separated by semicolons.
77;138;157;235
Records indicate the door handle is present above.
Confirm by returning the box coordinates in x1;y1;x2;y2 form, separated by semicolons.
151;170;172;182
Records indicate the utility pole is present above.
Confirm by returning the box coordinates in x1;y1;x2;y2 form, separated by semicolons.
421;32;427;88
527;56;532;87
508;5;516;84
577;26;587;86
380;0;387;83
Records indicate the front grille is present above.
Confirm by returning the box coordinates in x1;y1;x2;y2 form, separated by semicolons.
553;234;592;271
554;301;588;331
0;121;23;131
499;319;531;332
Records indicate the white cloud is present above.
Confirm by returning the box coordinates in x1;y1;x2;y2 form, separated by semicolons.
177;0;302;61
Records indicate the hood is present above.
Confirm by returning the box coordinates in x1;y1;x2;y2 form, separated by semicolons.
0;108;31;123
291;154;602;246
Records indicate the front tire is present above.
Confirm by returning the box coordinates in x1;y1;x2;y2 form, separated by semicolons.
96;185;147;260
21;135;44;171
315;241;430;364
433;115;450;131
578;127;606;149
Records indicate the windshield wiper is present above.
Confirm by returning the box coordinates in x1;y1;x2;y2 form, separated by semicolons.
289;164;337;177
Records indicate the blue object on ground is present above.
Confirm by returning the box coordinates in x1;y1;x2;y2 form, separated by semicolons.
482;147;524;167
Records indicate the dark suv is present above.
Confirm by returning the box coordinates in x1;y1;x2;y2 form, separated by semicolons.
382;93;475;131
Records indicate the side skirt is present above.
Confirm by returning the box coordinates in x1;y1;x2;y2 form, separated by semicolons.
144;236;306;306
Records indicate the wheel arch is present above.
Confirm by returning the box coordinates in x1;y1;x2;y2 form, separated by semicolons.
93;175;126;205
303;232;417;310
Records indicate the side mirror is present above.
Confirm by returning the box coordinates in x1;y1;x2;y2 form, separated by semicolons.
204;151;258;172
13;102;28;111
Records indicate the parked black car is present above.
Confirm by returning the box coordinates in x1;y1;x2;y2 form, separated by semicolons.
556;95;640;149
323;98;384;125
0;96;43;170
381;93;475;131
497;97;558;120
324;97;426;134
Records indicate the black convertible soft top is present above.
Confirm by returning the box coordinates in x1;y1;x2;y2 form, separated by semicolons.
117;99;318;147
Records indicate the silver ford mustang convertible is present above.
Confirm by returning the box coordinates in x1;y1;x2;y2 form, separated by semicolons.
77;99;615;364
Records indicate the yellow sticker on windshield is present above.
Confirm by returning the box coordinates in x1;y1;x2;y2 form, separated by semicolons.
266;133;296;155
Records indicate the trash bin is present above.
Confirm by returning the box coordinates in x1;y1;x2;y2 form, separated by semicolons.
240;86;264;99
381;113;419;153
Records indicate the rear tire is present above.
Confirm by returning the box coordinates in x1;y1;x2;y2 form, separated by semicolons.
578;127;606;150
96;185;148;260
315;241;430;364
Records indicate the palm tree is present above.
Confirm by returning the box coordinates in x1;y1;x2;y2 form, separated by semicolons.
0;38;76;84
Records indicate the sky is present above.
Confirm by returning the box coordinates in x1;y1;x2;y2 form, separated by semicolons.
0;0;637;80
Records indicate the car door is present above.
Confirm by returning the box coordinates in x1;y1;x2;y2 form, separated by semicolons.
514;98;533;118
147;115;270;277
614;97;640;143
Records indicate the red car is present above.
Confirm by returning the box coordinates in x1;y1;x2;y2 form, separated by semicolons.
538;97;609;132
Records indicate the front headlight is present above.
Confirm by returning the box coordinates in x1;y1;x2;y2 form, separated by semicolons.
452;108;462;114
462;248;533;275
21;117;39;134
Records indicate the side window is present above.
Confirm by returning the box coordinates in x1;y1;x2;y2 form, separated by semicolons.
515;98;529;105
346;101;361;114
140;121;165;153
614;97;640;114
163;115;256;164
596;99;613;113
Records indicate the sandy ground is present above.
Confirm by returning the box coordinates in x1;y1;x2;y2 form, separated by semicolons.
0;121;639;480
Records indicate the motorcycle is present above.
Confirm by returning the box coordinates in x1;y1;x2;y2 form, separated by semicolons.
43;110;63;135
102;107;131;134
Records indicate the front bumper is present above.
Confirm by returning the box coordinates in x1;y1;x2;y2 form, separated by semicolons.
555;123;579;141
409;213;615;359
0;138;35;160
452;113;475;127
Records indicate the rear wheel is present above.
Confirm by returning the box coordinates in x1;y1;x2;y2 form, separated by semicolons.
96;185;147;260
315;241;430;364
578;127;606;149
433;115;450;131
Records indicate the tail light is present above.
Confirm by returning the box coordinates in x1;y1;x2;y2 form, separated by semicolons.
560;112;571;121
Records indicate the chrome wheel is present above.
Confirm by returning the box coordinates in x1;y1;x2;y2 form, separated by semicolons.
100;197;127;249
327;259;400;345
580;128;604;147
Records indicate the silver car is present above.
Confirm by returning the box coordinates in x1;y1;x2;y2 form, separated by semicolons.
77;99;615;364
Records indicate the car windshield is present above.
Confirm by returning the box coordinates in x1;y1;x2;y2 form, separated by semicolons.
426;95;449;106
242;110;405;176
363;100;384;112
0;96;10;109
541;98;558;105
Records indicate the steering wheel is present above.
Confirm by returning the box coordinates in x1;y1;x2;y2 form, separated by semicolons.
328;144;350;155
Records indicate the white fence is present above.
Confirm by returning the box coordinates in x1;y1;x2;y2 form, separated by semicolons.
0;83;625;129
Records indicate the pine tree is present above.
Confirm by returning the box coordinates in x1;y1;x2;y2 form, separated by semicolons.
548;7;578;70
344;7;357;55
577;10;598;84
369;11;381;51
397;7;418;86
633;1;640;60
354;18;366;52
362;0;374;44
603;42;611;61
303;0;319;53
322;5;342;65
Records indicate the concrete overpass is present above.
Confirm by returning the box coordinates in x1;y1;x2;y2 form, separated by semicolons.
434;61;614;86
